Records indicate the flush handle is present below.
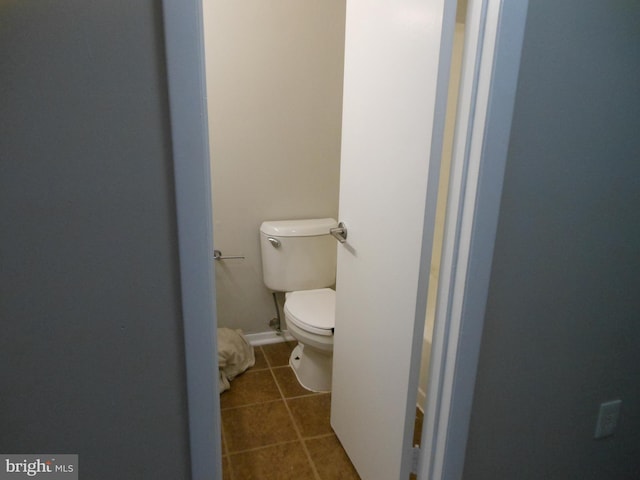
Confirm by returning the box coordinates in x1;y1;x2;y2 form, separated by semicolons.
267;237;281;248
330;222;348;243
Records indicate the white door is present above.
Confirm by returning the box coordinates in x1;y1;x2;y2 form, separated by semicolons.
331;0;450;479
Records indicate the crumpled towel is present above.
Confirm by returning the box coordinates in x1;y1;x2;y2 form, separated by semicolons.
218;328;255;393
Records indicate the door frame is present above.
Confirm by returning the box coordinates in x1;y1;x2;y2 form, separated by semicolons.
160;0;529;479
161;1;222;479
419;1;529;478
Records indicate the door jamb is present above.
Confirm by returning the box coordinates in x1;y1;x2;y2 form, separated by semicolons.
161;1;222;479
419;1;529;478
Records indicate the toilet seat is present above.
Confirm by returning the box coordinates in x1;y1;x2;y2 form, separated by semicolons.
284;288;335;336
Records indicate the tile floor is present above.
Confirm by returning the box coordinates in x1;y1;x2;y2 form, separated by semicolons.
220;341;361;480
220;341;425;479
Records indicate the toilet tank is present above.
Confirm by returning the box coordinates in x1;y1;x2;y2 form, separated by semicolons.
260;218;338;292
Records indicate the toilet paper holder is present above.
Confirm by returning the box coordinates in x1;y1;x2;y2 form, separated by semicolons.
213;249;245;261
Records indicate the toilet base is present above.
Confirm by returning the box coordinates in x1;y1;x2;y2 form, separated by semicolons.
289;343;332;393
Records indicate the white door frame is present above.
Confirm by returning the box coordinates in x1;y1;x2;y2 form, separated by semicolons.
420;1;528;478
160;0;529;479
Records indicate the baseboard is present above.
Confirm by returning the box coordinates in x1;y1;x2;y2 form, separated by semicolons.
245;330;295;346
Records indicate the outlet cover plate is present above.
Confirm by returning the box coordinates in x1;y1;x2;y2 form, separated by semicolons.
594;399;622;439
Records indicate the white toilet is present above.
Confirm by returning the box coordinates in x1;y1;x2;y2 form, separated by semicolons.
260;218;337;392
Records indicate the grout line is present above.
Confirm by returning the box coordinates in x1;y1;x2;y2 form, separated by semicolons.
226;439;301;457
268;354;323;480
281;391;322;401
302;432;336;441
220;397;282;412
261;344;277;369
221;344;367;479
248;350;270;371
263;360;291;370
221;398;296;454
224;345;262;480
220;420;233;480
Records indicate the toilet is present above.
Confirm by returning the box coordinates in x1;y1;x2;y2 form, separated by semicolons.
260;218;337;392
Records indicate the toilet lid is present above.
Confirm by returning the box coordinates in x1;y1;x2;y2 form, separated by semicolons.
284;288;335;336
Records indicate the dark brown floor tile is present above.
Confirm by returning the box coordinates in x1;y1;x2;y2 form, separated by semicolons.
272;366;314;398
222;456;231;480
413;407;424;447
222;401;298;453
220;370;281;409
221;430;227;455
261;341;296;367
253;348;269;370
229;442;316;480
306;435;360;480
287;393;333;438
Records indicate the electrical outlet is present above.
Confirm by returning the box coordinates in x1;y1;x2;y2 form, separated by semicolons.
594;399;622;439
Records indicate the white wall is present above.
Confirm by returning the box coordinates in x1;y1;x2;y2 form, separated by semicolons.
463;1;640;477
203;0;346;333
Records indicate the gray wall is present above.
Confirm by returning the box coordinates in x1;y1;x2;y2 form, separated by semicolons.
463;1;640;479
0;1;191;478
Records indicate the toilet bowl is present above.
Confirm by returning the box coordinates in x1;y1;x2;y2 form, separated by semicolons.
284;288;335;392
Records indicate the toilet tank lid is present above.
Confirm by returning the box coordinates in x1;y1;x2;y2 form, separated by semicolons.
260;218;337;237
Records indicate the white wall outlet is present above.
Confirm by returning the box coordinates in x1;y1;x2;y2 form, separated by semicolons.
594;399;622;439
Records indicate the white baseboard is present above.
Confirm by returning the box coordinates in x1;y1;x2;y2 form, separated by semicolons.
245;330;295;346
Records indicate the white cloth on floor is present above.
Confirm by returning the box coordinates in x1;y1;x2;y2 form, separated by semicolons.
217;328;255;393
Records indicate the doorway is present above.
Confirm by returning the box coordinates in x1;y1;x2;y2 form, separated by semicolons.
202;0;468;478
165;0;529;478
202;1;349;478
